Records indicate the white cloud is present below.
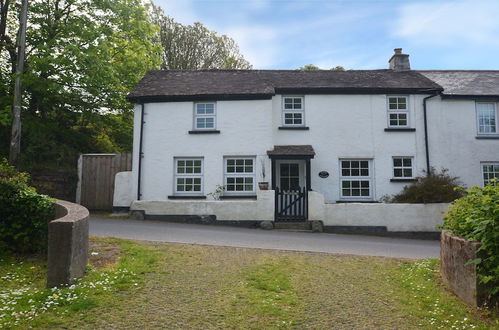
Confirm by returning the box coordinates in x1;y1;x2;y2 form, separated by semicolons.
394;0;499;46
224;26;280;68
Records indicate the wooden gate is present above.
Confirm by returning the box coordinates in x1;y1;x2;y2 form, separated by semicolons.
275;187;308;222
77;153;132;210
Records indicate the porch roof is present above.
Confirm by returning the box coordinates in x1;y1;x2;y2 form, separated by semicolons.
267;145;315;159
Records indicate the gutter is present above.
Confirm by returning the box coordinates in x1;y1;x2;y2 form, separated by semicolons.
423;92;440;174
137;103;145;200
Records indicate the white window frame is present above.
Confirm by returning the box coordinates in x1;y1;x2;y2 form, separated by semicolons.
476;102;497;135
174;157;204;195
339;159;373;200
481;162;499;186
387;96;409;128
224;156;256;195
193;102;216;130
282;96;305;127
392;157;414;179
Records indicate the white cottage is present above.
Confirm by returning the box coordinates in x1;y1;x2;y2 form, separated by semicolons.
114;49;499;237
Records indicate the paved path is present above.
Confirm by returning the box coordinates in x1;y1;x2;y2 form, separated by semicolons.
89;216;440;259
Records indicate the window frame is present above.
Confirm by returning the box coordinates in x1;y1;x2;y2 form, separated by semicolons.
174;157;204;195
476;102;498;135
481;162;499;186
282;96;305;127
223;156;256;195
387;95;409;128
339;159;373;200
392;156;414;179
193;102;217;131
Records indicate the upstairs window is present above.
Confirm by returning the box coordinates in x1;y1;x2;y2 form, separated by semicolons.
282;96;305;126
224;157;256;194
174;158;203;195
476;103;497;134
482;163;499;186
393;157;414;178
387;96;409;127
194;103;216;130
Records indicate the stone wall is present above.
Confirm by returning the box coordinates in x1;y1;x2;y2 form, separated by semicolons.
47;200;89;288
30;168;78;202
440;230;488;307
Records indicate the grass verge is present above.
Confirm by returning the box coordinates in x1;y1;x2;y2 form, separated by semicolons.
1;238;497;329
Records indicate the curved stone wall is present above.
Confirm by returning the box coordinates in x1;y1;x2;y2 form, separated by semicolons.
47;200;89;288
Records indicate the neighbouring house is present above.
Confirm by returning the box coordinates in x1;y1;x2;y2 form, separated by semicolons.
113;48;499;236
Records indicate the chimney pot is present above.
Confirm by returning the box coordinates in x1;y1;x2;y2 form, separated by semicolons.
394;48;402;54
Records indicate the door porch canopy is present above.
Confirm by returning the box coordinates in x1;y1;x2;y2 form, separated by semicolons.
267;145;315;191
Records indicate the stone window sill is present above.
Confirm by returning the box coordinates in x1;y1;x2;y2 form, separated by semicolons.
278;126;310;130
188;130;220;134
167;195;206;199
384;128;416;132
390;178;417;182
475;135;499;139
219;195;257;200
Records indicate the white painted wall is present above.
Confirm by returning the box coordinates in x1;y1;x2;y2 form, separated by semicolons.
427;98;499;188
119;93;498;212
113;171;133;208
131;190;274;221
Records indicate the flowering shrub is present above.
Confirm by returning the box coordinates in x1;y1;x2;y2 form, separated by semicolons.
442;182;499;300
0;159;54;253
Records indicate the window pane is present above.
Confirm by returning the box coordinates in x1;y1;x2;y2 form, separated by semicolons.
403;158;412;166
403;169;412;177
393;158;402;167
360;169;369;176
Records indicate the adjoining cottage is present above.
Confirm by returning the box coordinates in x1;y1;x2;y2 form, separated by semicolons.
113;49;499;236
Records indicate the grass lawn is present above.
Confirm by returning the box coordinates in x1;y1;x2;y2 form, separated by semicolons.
1;237;497;329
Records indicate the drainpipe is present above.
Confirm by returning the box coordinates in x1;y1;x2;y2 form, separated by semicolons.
137;102;145;200
423;92;440;175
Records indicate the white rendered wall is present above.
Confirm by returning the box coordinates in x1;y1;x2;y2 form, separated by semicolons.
426;98;499;188
113;171;133;208
136;99;273;200
131;190;274;221
272;94;425;202
126;93;498;207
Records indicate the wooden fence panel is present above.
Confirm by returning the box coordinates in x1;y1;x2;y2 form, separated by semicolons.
79;154;132;210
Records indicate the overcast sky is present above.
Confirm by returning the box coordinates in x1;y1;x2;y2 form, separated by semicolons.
155;0;499;70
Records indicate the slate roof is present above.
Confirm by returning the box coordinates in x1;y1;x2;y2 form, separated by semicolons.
127;69;443;102
267;145;316;158
419;71;499;97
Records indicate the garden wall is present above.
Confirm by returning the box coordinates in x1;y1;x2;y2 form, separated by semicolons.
309;191;449;233
47;200;89;288
440;230;488;307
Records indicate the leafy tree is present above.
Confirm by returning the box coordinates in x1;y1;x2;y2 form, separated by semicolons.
298;64;345;71
148;3;251;70
0;0;161;168
298;64;321;71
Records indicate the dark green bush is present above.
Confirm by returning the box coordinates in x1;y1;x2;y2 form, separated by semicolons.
0;159;55;253
442;182;499;299
390;168;465;203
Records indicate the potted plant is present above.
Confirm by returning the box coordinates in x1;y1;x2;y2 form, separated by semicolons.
258;159;269;190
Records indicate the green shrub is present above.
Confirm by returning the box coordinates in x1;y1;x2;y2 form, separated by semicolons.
390;168;465;203
442;182;499;298
0;159;55;253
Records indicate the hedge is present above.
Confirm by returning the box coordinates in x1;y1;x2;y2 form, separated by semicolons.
442;181;499;299
0;159;55;253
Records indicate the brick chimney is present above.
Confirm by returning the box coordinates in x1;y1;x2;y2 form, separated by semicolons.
388;48;410;71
